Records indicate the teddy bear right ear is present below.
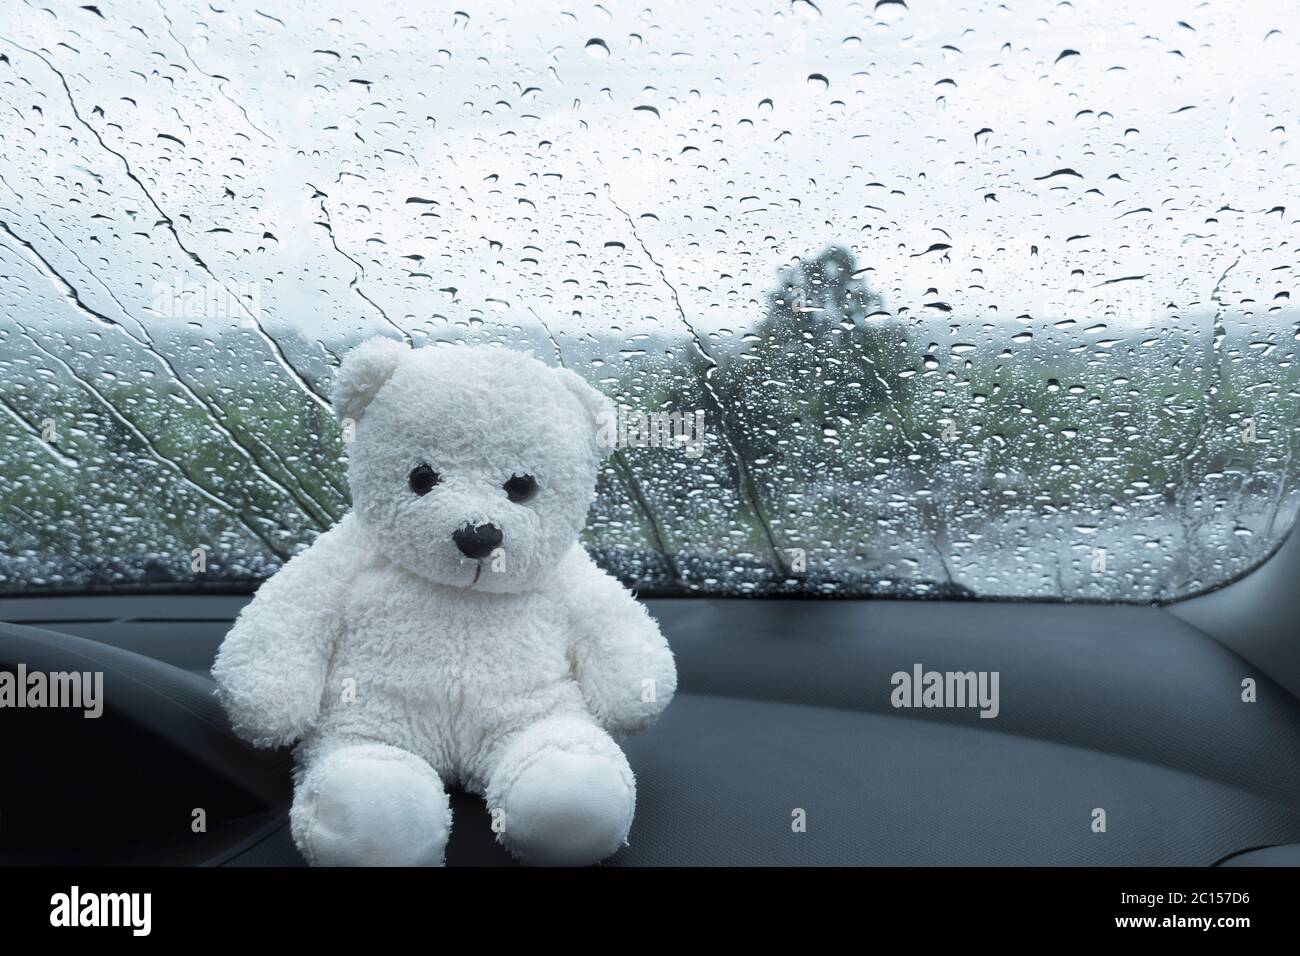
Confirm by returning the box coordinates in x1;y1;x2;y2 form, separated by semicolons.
332;337;409;423
553;366;617;458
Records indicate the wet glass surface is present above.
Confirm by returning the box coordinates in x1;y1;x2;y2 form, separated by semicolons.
0;0;1296;600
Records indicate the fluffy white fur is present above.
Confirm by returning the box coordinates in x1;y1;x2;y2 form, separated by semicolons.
212;341;675;866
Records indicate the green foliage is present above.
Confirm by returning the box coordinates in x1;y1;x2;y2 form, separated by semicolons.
1;244;1296;600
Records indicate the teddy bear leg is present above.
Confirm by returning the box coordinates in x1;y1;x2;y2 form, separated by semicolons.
484;715;636;866
291;739;451;866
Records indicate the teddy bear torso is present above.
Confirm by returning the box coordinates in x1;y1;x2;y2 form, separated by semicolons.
310;555;590;790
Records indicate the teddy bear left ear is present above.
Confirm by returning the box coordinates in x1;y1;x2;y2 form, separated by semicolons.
333;336;409;423
554;367;617;458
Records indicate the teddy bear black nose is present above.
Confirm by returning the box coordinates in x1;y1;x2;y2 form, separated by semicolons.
452;522;503;560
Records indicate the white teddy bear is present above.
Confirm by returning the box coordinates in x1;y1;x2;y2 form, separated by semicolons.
212;339;676;866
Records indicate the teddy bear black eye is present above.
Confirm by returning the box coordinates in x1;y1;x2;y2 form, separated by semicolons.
503;473;537;503
408;463;441;496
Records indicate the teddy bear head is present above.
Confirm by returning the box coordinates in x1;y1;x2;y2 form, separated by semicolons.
332;339;613;593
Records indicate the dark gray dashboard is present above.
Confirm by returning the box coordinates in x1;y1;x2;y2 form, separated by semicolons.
2;588;1298;865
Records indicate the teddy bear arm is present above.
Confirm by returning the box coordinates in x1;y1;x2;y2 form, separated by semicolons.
212;518;358;748
567;559;677;736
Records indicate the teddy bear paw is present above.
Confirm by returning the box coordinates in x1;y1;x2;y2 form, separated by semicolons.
291;742;451;866
495;748;635;866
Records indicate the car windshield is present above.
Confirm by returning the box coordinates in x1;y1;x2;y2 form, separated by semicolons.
0;0;1296;601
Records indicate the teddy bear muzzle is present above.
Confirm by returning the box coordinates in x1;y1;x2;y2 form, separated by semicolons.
452;522;503;560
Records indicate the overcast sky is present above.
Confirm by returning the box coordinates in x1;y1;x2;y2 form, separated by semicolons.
1;0;1296;360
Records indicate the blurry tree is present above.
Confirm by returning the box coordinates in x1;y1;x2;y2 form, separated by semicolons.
711;245;919;471
756;245;882;349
